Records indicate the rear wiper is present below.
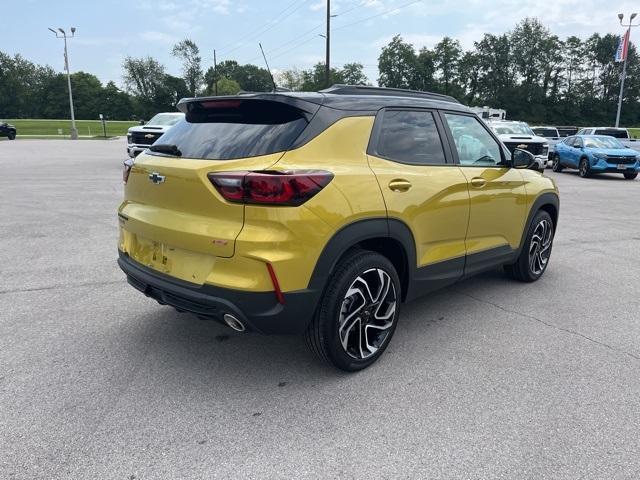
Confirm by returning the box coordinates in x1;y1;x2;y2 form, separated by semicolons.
149;143;182;156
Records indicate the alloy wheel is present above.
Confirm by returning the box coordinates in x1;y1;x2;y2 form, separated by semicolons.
338;268;397;359
529;219;553;276
579;159;588;177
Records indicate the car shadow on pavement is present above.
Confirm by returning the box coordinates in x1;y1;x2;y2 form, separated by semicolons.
560;171;633;181
122;269;516;386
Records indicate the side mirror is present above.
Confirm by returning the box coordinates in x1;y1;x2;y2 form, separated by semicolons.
512;148;536;169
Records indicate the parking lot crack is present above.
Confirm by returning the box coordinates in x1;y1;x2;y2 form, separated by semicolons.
457;291;640;362
0;280;124;295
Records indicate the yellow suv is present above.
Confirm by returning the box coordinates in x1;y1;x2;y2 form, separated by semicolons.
118;85;559;371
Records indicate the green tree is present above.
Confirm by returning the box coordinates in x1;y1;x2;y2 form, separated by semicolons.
205;60;273;93
340;63;368;85
275;68;304;91
377;35;418;89
216;77;242;95
171;39;203;97
100;81;133;119
433;37;462;96
300;63;343;91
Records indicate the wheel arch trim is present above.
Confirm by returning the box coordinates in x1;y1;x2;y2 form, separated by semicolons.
518;192;559;255
306;217;417;298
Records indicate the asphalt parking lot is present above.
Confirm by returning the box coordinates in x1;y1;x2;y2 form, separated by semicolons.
1;138;639;479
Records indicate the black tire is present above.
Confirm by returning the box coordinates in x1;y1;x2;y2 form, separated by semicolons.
579;157;591;178
623;172;637;180
8;132;16;140
552;154;563;172
505;210;554;282
305;250;401;372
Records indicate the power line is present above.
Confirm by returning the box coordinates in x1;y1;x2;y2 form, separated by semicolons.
332;0;423;31
269;31;324;62
243;23;324;64
237;0;363;65
219;0;312;56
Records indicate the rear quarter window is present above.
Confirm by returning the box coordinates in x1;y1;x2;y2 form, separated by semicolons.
154;100;308;160
372;110;447;165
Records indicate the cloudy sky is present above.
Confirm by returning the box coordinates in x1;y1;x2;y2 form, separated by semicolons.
4;0;638;87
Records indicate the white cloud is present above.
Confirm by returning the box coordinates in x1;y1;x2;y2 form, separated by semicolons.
139;31;179;44
197;0;232;15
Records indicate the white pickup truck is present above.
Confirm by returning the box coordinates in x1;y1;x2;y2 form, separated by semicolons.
487;120;549;171
126;112;185;158
576;127;640;152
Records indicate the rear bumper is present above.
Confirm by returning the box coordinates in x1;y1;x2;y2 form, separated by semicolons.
117;251;320;334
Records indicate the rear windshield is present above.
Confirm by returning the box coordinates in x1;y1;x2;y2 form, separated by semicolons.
490;123;534;135
154;100;308;160
593;129;628;139
147;113;184;126
532;128;559;138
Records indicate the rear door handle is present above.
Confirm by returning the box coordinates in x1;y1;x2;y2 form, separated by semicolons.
470;177;487;188
388;179;412;192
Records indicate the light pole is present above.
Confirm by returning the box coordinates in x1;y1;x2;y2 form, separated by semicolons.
48;27;78;140
615;13;638;128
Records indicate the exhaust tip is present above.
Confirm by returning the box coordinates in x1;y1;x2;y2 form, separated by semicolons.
223;313;246;332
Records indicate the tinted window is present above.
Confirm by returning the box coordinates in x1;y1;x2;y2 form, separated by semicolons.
147;113;185;126
584;136;624;149
445;114;503;166
532;128;559;138
375;110;446;165
593;129;628;139
154;100;308;160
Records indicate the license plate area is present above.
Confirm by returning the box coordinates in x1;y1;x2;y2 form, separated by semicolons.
617;164;628;170
128;235;215;284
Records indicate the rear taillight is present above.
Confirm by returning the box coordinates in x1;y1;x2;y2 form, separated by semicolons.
208;170;333;206
123;158;134;184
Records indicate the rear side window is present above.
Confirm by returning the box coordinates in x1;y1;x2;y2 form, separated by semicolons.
374;110;446;165
533;128;559;138
593;129;628;139
155;100;308;160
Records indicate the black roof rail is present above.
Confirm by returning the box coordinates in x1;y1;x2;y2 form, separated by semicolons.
319;84;461;104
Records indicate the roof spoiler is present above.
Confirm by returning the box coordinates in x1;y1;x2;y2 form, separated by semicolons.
320;84;460;104
175;94;320;121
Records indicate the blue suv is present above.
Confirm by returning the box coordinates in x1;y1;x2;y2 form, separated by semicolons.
552;135;639;179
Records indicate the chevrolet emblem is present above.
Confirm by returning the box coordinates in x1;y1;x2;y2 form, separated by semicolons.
517;144;527;148
144;133;155;139
148;172;166;184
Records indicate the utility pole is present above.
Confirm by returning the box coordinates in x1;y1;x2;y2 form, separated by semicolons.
325;0;330;88
213;49;218;96
615;13;638;127
49;27;78;140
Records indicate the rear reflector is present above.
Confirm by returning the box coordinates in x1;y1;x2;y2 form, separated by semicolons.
208;170;333;206
266;263;285;304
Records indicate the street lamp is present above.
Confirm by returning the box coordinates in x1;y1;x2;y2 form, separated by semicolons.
48;27;78;140
615;13;639;128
